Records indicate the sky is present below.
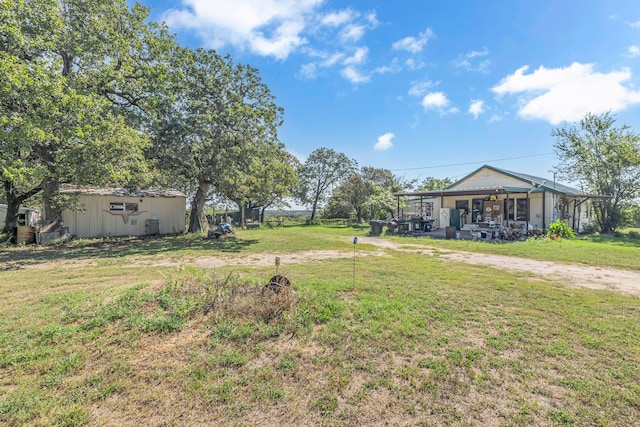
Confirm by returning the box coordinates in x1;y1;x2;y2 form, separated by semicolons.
136;0;640;187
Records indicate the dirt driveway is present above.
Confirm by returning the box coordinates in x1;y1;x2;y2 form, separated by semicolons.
130;236;640;297
9;236;640;298
356;237;640;298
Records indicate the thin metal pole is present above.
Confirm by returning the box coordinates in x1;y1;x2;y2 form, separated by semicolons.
352;237;358;287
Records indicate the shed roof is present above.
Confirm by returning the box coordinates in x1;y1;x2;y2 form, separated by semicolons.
60;184;186;198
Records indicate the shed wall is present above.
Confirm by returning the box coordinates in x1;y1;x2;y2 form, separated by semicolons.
63;194;186;238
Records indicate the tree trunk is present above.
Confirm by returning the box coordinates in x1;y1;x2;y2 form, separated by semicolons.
42;177;61;222
230;198;244;227
310;195;320;220
188;181;210;233
2;180;42;233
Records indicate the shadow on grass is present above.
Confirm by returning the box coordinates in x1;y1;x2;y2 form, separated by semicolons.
582;234;640;248
0;234;259;270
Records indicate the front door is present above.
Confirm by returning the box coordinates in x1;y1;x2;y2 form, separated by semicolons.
455;200;469;227
472;198;484;223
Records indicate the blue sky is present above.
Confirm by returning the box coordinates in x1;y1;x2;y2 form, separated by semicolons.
137;0;640;185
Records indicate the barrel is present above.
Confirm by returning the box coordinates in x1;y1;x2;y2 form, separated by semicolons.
16;226;35;244
445;226;456;239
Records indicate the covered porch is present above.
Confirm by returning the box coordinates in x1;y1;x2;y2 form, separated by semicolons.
380;187;606;240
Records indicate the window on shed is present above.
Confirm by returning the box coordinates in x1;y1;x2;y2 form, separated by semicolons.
109;202;138;212
125;203;138;212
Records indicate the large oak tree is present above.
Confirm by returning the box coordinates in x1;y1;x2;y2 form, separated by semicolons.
1;0;172;231
552;112;640;233
148;47;284;232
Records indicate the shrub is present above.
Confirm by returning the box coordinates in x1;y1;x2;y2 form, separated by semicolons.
546;220;575;240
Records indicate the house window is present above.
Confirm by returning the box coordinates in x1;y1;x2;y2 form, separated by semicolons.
472;199;484;223
422;202;433;218
517;199;529;221
456;200;469;223
504;199;529;221
505;199;515;221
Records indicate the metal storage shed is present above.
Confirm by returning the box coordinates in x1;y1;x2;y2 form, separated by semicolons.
60;185;186;238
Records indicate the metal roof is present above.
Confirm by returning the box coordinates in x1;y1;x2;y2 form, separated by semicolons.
394;165;611;198
59;184;186;198
452;165;580;194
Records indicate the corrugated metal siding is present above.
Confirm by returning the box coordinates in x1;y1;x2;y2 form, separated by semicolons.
62;193;186;238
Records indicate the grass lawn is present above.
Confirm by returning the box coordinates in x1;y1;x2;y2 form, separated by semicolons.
0;226;638;426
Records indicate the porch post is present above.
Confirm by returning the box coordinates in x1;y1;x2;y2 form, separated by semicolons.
542;190;546;229
526;192;529;234
505;193;509;227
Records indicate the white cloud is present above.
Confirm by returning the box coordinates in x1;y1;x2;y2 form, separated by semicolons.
297;63;318;80
488;114;503;123
628;20;640;28
392;28;434;53
455;47;490;73
492;62;640;124
322;52;345;67
408;80;437;97
250;20;307;58
405;58;425;70
374;58;402;75
626;45;640;57
340;24;365;42
468;100;485;119
466;47;489;59
163;1;380;84
321;9;355;26
341;66;370;84
422;92;449;109
374;133;394;151
343;47;368;65
163;0;323;59
365;12;378;27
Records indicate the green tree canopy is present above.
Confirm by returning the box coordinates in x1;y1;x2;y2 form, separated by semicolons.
297;148;357;220
148;47;284;232
324;166;403;222
218;146;299;225
416;176;453;191
1;0;171;230
552;112;640;233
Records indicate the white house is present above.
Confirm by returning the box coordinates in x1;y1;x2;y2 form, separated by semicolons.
60;185;186;238
394;165;609;233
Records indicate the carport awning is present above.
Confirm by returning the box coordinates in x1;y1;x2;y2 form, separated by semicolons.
395;186;537;198
394;186;611;198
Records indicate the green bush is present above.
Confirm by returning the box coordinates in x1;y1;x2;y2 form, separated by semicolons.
546;220;575;240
